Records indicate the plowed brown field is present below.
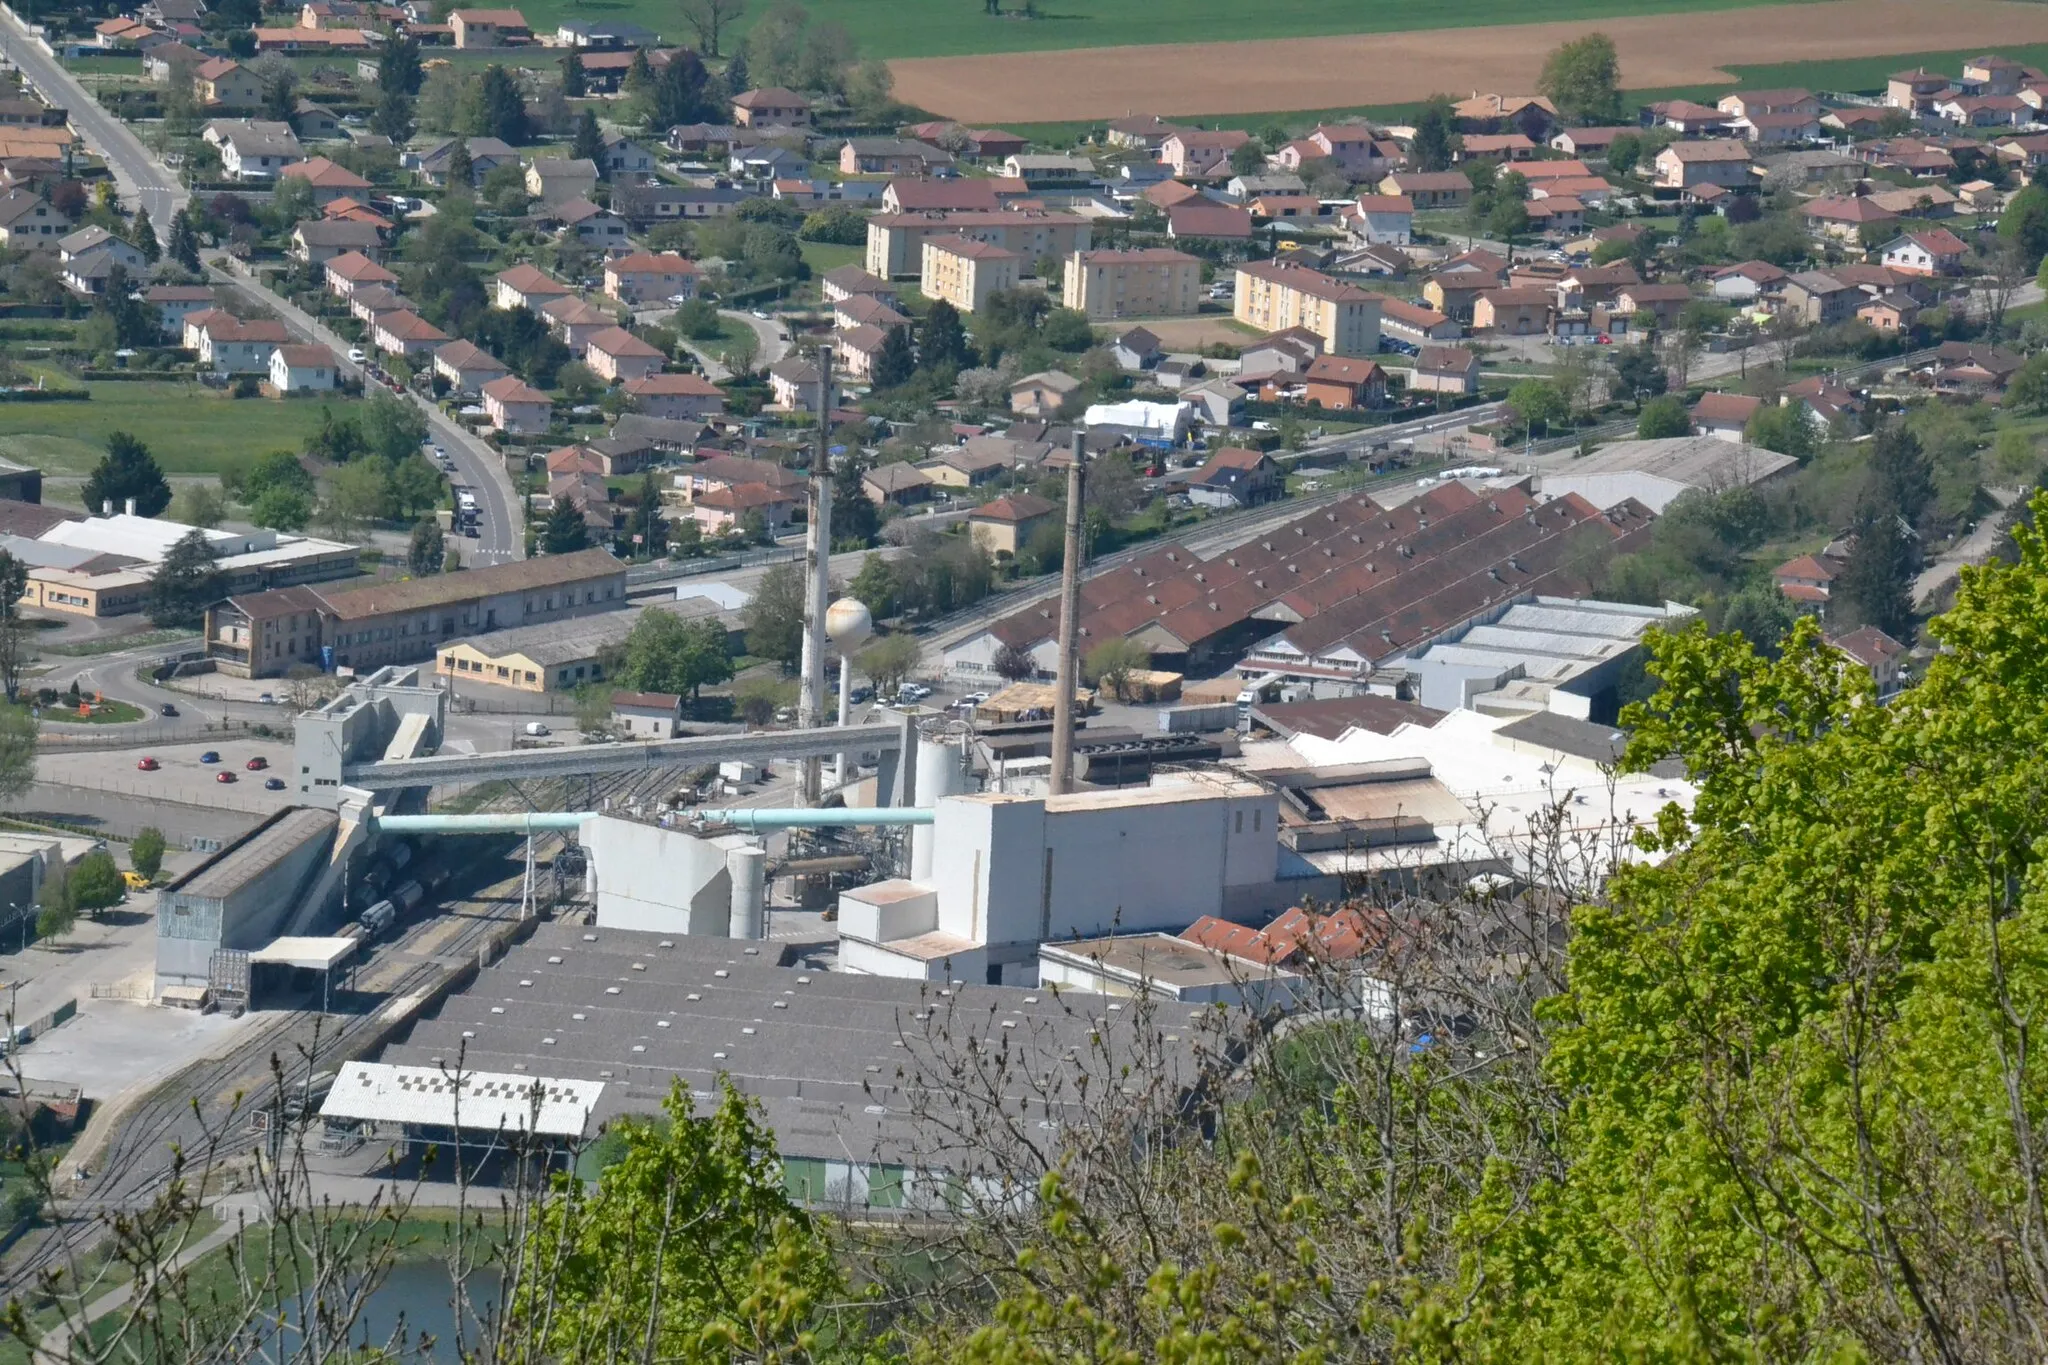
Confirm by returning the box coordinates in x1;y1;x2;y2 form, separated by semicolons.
888;0;2048;122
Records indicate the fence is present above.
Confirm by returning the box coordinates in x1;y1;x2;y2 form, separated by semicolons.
37;718;291;751
39;775;282;819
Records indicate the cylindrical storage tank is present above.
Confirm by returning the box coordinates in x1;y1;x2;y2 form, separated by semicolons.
726;844;766;939
911;732;969;881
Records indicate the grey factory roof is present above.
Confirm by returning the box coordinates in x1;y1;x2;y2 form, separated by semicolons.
1550;435;1798;489
166;807;336;901
1493;711;1631;765
444;600;737;669
375;922;1215;1167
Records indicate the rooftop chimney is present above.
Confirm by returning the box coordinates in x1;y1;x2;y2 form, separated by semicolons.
124;497;136;516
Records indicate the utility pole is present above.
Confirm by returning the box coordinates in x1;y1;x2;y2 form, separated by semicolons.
796;346;835;806
1049;430;1086;796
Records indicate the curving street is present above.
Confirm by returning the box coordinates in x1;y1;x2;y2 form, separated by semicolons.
0;9;524;562
205;264;525;563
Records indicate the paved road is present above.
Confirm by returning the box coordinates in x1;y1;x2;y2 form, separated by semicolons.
0;29;524;564
0;7;185;232
206;263;525;564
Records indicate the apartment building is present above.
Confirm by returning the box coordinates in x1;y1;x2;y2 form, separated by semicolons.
1061;247;1200;320
864;209;1090;279
920;236;1020;313
1233;260;1382;357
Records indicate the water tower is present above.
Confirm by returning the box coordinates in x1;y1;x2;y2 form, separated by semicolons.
825;597;872;784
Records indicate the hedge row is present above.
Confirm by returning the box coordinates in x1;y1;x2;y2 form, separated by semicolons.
0;389;89;403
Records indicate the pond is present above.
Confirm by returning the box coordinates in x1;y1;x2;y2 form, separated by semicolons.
267;1259;501;1362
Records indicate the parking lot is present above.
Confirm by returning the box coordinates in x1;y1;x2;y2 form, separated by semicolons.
38;738;298;817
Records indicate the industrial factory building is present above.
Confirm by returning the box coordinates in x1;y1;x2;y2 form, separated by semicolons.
14;512;358;619
945;482;1657;688
339;922;1205;1209
155;807;340;995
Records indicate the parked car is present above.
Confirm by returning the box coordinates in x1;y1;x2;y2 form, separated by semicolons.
216;771;237;783
264;777;286;791
136;756;159;771
524;721;550;737
199;750;219;764
347;348;366;364
246;756;268;770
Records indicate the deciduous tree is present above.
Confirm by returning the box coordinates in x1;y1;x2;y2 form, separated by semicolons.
1538;31;1623;124
129;827;165;883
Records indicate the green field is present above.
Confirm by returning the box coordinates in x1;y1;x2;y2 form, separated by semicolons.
799;241;862;275
0;381;353;484
520;0;1817;60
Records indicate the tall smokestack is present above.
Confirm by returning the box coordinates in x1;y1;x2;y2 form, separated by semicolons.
797;346;835;806
1050;430;1086;796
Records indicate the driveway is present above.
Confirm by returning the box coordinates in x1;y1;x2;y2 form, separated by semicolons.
206;262;524;564
0;9;186;231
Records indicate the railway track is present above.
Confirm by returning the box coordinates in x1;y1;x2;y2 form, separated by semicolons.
0;765;674;1299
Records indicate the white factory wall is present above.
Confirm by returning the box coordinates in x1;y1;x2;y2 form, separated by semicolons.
931;784;1281;950
838;880;940;943
585;816;745;935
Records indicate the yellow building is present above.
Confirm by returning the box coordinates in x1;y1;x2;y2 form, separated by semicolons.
1062;247;1201;320
920;236;1020;314
1233;259;1382;357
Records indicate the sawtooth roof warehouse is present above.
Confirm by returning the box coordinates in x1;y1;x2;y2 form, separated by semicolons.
943;481;1656;685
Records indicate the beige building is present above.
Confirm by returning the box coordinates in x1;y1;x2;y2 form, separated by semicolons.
206;548;626;679
865;209;1090;279
920;237;1020;313
1233;260;1382;357
1062;247;1201;320
968;492;1057;556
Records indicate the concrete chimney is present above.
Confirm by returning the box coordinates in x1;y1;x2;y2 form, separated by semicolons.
124;497;136;516
1049;430;1087;795
796;346;835;806
101;500;112;517
725;844;766;939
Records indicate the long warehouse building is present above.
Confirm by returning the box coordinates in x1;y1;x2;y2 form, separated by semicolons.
351;922;1210;1211
156;807;339;995
204;548;628;679
945;481;1657;686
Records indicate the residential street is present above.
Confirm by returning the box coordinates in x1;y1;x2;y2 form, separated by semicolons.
0;5;186;231
205;262;526;563
0;10;524;563
661;307;791;380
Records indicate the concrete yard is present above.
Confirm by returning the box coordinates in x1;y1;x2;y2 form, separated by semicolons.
16;999;252;1099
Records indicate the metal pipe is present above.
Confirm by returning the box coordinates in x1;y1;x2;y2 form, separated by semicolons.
1050;429;1086;795
796;345;835;807
377;808;934;835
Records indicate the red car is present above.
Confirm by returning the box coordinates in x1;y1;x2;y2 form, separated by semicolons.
246;756;268;771
136;756;159;771
216;771;237;784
